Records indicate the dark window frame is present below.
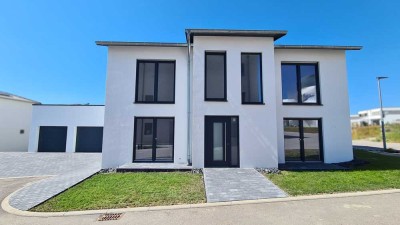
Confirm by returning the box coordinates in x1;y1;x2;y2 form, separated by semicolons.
135;60;176;104
283;117;324;162
204;52;227;101
281;63;321;105
241;52;264;105
132;117;175;163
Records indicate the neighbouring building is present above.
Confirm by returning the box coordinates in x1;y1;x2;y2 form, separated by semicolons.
0;91;39;152
28;105;104;153
351;107;400;127
97;28;362;169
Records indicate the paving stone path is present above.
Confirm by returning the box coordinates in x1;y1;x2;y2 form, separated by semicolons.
203;168;287;203
0;153;101;211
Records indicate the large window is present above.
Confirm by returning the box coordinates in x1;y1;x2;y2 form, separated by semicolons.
281;63;320;104
135;61;175;103
133;117;174;162
283;118;323;162
205;52;226;101
241;53;263;104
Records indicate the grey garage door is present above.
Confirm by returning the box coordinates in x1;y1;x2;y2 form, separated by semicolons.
75;127;103;153
38;126;67;152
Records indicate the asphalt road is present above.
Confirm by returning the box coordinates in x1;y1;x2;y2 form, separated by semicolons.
1;178;400;225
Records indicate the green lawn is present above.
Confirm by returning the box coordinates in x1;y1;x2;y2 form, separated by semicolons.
267;150;400;196
32;172;205;212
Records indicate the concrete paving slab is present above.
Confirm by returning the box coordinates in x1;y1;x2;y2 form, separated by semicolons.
203;168;286;203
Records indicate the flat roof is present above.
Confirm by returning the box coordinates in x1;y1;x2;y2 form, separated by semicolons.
185;28;287;43
275;45;362;50
96;41;187;47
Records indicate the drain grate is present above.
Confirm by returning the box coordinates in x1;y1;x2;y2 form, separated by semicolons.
97;213;123;221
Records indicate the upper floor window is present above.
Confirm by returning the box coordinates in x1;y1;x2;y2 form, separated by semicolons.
205;52;226;101
241;53;263;104
281;63;320;105
135;60;175;103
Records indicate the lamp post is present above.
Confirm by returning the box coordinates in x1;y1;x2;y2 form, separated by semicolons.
377;76;388;151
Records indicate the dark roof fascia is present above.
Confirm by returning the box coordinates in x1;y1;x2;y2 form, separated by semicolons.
275;45;362;50
96;41;187;47
185;29;288;43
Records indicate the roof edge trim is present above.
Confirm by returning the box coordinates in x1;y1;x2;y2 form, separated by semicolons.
275;45;362;50
96;41;187;47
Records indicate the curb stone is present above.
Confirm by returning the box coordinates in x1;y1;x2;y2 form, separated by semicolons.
2;186;400;217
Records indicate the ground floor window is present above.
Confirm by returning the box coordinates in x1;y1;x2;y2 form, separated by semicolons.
283;118;323;162
133;117;174;162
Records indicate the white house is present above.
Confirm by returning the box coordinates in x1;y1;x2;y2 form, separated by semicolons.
0;91;39;152
97;29;361;169
28;105;104;153
351;107;400;127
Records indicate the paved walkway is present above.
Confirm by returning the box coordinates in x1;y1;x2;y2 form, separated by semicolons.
0;153;101;210
203;168;286;202
353;140;400;151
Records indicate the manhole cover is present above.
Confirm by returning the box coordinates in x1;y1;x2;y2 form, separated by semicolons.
97;213;123;221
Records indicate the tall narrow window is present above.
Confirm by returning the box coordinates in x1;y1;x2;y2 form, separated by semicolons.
135;61;175;103
281;63;320;104
205;52;226;101
241;53;263;104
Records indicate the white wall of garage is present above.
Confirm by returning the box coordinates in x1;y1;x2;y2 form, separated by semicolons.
28;105;105;152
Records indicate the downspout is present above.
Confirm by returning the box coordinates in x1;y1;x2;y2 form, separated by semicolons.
186;31;192;165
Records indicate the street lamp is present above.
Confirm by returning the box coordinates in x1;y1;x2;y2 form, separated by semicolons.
377;76;388;151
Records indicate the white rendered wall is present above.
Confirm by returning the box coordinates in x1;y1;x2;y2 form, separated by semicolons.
102;46;188;168
275;49;354;163
28;105;104;152
191;36;279;168
0;98;33;152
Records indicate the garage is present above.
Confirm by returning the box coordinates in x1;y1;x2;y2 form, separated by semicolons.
75;127;103;153
38;126;67;152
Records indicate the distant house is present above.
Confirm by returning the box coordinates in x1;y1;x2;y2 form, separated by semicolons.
97;28;362;169
0;91;39;152
351;107;400;127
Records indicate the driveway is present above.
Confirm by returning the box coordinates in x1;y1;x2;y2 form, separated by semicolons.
0;152;101;210
1;178;400;225
0;152;101;178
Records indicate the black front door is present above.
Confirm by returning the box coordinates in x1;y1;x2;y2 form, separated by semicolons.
205;116;239;167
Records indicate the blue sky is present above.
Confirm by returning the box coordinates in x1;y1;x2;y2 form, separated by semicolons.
0;0;398;114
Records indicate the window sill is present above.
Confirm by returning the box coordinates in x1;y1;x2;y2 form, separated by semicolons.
204;99;228;102
242;102;265;105
133;102;175;104
282;103;323;106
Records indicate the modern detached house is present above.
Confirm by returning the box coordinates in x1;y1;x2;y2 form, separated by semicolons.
97;29;361;169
